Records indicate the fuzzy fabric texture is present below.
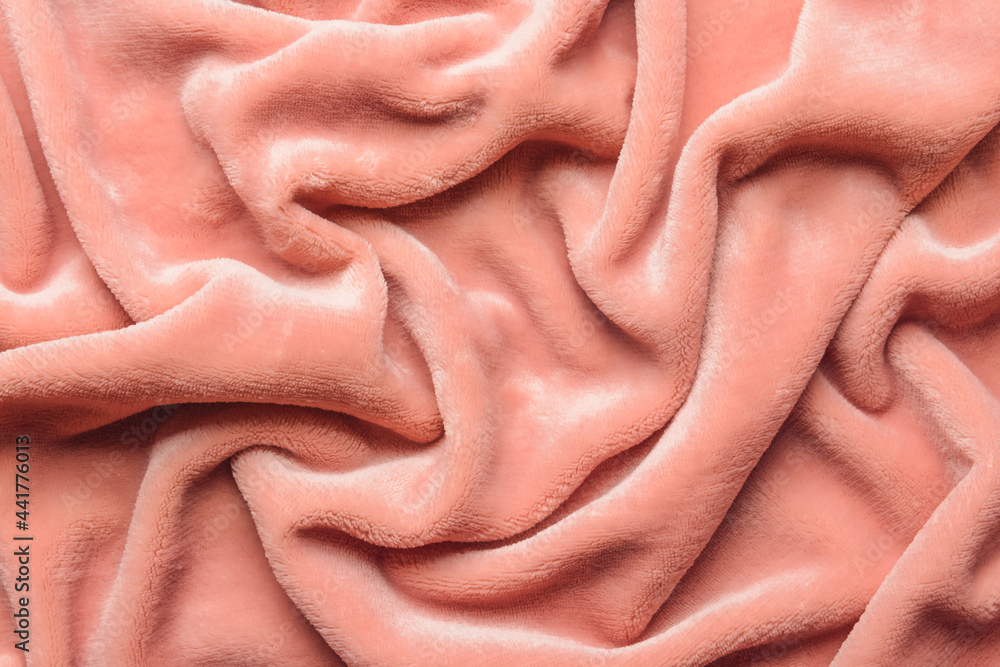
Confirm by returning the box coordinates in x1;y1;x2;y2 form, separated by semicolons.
2;0;1000;664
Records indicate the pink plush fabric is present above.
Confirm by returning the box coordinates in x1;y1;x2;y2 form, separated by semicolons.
2;0;1000;664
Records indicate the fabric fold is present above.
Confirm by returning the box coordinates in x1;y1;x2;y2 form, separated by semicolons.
3;0;1000;664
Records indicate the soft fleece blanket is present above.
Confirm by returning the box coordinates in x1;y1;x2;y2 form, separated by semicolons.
2;0;1000;664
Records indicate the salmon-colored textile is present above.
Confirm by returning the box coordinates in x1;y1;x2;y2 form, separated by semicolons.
2;0;1000;664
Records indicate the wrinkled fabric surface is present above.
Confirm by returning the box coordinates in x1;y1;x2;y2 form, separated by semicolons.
2;0;1000;664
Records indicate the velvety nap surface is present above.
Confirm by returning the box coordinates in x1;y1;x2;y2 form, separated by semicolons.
2;0;1000;664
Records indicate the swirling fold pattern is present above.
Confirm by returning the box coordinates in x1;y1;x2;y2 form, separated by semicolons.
2;0;1000;664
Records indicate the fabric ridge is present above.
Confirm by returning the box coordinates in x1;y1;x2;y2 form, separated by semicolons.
1;0;1000;664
